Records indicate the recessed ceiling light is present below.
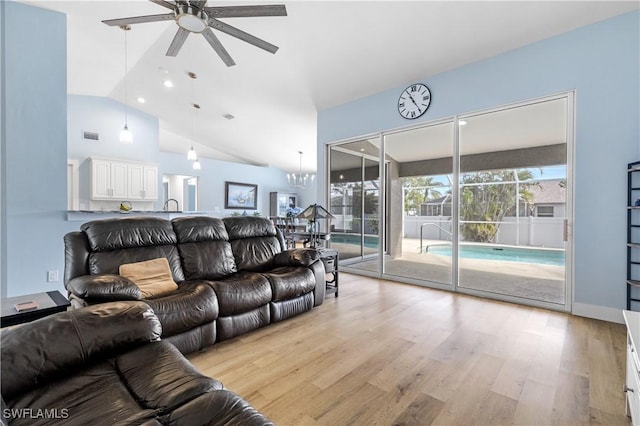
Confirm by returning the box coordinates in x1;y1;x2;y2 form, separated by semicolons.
137;97;145;104
163;79;174;88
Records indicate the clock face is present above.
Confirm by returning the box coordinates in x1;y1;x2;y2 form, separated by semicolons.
398;83;431;119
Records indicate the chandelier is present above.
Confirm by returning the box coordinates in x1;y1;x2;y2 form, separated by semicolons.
287;151;315;188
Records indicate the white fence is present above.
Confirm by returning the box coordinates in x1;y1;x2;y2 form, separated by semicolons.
404;215;565;248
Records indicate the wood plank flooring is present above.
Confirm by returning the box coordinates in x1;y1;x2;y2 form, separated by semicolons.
187;273;629;425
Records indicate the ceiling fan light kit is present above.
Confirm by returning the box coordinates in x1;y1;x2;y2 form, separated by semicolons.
175;4;208;33
102;1;287;67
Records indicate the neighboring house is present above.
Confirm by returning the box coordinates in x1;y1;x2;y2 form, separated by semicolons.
528;179;566;218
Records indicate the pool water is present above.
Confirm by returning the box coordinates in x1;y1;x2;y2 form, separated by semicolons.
331;233;379;249
427;244;565;266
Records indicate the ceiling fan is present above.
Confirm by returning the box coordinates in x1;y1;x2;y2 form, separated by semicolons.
102;0;287;67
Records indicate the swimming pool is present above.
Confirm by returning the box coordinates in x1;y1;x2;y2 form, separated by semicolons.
427;244;565;266
331;233;379;249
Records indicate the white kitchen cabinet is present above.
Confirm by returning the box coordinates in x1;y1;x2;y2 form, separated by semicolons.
624;310;640;426
128;164;158;200
90;158;158;201
91;159;128;200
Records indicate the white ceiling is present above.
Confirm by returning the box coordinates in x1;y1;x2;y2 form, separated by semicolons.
23;0;639;173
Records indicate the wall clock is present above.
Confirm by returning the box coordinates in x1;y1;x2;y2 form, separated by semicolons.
398;83;431;119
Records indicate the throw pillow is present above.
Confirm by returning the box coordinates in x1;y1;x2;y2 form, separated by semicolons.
119;258;178;298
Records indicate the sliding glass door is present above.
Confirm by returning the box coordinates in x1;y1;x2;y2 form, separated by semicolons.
328;140;380;274
382;121;454;287
326;93;572;310
457;98;569;305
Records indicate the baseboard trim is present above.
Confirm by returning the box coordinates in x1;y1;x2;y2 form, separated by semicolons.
572;302;624;324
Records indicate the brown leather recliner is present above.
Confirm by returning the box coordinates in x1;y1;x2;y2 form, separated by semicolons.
0;302;273;426
63;216;325;354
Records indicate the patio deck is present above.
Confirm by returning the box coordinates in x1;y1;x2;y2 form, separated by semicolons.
330;238;565;305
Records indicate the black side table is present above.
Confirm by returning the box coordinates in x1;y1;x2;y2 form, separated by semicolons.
1;290;70;327
318;248;339;297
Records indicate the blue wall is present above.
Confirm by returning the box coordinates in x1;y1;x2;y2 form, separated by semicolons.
1;33;314;299
317;11;640;313
1;2;69;297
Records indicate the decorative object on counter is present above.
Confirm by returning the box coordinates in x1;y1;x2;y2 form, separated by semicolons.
119;25;133;144
296;203;334;248
253;211;261;216
225;181;257;209
119;201;132;212
287;151;315;188
286;206;302;218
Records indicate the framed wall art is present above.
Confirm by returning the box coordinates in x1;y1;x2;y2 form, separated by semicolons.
225;181;257;210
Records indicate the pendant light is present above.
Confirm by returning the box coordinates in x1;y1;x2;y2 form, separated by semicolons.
188;72;202;170
119;25;133;144
187;146;197;160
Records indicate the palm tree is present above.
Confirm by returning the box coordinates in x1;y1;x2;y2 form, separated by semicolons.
459;169;536;242
401;176;444;214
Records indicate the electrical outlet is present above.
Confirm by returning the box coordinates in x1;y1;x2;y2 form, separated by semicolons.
47;270;59;282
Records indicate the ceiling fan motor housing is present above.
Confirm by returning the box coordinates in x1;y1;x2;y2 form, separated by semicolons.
175;4;208;33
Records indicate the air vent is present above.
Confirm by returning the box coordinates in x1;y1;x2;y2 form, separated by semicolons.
82;131;100;141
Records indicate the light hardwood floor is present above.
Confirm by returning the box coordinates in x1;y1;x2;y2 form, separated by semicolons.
187;273;629;425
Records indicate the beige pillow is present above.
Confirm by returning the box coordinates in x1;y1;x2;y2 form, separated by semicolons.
119;258;178;298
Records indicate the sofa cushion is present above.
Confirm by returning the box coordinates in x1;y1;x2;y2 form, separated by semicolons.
89;245;185;282
261;266;315;301
116;341;223;410
81;217;176;252
209;272;272;316
173;217;237;280
143;281;219;337
1;302;161;401
162;389;275;426
119;258;179;298
224;217;282;272
5;361;160;426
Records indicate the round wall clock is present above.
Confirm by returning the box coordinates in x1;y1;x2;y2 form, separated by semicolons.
397;83;431;119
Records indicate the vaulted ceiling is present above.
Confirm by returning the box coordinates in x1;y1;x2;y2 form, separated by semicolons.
23;1;639;173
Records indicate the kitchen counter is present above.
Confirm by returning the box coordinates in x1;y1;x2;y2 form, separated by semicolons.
67;210;210;222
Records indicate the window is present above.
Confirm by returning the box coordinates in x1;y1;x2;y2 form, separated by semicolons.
537;205;554;217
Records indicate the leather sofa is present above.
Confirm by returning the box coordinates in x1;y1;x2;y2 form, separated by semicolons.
63;216;325;354
0;302;273;426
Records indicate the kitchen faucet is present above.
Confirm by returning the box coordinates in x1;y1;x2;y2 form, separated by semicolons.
163;198;179;212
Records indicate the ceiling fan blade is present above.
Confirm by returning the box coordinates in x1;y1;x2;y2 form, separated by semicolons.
208;18;279;54
166;28;190;56
204;5;287;18
148;0;176;10
102;13;174;27
202;28;236;67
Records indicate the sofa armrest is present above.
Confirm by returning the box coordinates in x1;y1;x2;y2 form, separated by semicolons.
1;301;161;400
67;274;141;301
274;248;320;267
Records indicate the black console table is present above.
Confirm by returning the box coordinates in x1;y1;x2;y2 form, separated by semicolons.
318;248;338;297
1;290;70;327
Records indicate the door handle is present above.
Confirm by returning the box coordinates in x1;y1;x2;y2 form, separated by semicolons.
563;219;569;242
